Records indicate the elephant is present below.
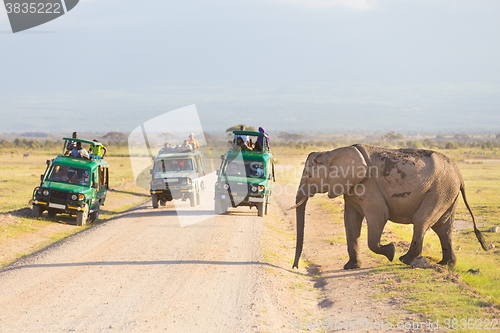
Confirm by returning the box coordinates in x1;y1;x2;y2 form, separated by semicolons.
289;144;487;270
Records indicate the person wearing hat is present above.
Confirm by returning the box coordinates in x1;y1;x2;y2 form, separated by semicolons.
187;133;199;149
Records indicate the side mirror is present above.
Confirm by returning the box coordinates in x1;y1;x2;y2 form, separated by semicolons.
221;154;225;160
40;174;44;182
46;159;51;166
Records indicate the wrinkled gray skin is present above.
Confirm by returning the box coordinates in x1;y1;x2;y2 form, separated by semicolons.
292;144;487;270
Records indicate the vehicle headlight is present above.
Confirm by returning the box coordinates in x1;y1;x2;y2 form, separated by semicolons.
223;184;229;190
42;189;49;196
251;186;258;192
71;193;84;201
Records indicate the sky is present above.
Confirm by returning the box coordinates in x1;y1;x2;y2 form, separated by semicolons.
0;0;499;135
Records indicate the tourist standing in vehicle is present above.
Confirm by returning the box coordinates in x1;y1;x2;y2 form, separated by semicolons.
256;127;269;149
236;137;251;151
71;142;90;159
181;140;194;152
187;133;199;149
65;132;78;153
89;139;107;159
234;125;248;143
159;142;173;154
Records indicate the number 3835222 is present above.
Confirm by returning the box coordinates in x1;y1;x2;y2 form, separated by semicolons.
5;3;62;14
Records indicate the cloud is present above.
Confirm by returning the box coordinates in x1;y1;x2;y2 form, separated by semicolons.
268;0;374;10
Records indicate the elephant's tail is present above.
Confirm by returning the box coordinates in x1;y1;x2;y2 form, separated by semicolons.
461;186;488;251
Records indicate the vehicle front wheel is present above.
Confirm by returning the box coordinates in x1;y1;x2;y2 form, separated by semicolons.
48;208;57;218
214;198;222;214
196;189;201;206
32;205;43;219
257;202;264;217
89;203;100;222
189;192;196;207
152;194;159;209
76;205;89;226
159;198;166;206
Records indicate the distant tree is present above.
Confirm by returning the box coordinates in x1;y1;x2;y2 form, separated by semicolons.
278;132;303;142
0;140;11;148
383;131;403;141
44;138;55;149
102;132;126;143
445;141;458;149
13;138;23;148
422;139;435;149
496;134;500;140
406;140;423;149
225;125;255;133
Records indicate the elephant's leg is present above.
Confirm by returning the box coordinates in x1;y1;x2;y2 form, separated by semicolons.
431;200;458;268
343;202;364;270
365;214;395;262
400;192;452;265
399;225;426;265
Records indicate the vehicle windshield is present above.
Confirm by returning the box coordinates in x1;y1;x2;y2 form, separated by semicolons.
47;165;90;186
223;160;265;178
154;159;194;172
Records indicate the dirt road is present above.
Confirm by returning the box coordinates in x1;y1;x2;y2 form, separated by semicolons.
0;201;279;332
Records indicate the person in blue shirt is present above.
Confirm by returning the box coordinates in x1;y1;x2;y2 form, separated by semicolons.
234;125;248;144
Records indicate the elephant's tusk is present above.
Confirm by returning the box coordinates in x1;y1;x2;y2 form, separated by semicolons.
286;198;307;211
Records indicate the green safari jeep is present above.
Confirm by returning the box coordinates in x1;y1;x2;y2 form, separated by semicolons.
32;138;109;226
150;149;205;208
214;130;275;217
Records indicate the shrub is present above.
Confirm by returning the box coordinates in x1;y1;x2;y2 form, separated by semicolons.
445;141;458;149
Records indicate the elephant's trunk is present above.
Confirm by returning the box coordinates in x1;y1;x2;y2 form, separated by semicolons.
293;196;309;269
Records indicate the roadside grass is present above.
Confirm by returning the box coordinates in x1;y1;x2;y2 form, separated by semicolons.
371;263;499;331
370;161;500;323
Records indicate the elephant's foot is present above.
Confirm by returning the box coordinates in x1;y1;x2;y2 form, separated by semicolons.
343;259;362;270
399;253;417;266
437;258;456;270
382;243;396;262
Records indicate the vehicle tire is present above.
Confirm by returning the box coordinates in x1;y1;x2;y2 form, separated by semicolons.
257;202;264;217
152;194;159;209
47;209;57;218
76;205;89;226
196;189;201;206
214;198;222;214
159;198;166;206
189;192;196;207
89;203;100;222
32;205;43;219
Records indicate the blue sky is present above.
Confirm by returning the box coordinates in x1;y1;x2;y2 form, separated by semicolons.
0;0;499;134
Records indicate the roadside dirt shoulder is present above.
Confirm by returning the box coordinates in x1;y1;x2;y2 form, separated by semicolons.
0;182;148;268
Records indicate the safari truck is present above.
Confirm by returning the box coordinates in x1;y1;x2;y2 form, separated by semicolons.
214;130;275;217
32;138;109;226
150;150;205;208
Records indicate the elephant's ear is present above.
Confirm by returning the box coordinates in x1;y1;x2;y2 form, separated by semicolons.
323;146;368;198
